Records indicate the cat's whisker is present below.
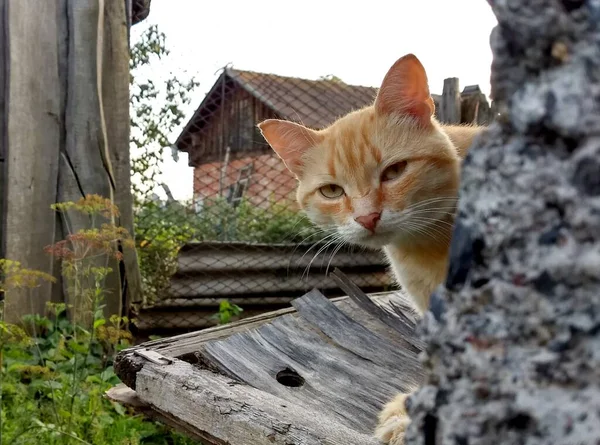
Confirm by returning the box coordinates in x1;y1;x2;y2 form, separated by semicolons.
404;200;459;213
407;209;457;216
407;216;456;228
287;227;334;274
325;239;347;276
408;220;452;243
402;222;433;241
404;196;459;209
407;195;459;206
297;232;339;272
304;235;344;279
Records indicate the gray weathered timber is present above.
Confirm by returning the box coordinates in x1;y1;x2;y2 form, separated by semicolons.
0;0;7;293
3;0;63;320
101;0;142;314
1;1;143;322
440;77;461;124
112;289;424;444
60;0;121;318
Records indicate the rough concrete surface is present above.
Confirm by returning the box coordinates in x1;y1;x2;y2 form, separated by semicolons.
405;1;600;444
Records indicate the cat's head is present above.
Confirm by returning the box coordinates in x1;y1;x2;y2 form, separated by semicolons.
258;54;461;249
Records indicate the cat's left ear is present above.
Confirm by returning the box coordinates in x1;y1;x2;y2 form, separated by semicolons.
375;54;435;127
258;119;322;178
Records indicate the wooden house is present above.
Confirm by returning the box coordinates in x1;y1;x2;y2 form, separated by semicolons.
175;69;444;209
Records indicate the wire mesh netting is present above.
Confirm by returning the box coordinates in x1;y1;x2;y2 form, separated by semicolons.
130;54;495;336
131;69;398;334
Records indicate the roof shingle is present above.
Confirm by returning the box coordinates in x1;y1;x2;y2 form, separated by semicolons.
227;69;379;129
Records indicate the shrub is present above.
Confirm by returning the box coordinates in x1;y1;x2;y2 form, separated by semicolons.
134;196;321;305
0;196;196;445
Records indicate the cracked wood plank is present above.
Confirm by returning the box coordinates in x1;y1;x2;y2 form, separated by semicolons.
3;0;62;321
100;0;143;311
2;1;138;321
60;0;122;317
134;357;380;445
113;287;422;444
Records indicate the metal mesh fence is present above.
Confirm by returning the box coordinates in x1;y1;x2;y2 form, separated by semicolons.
130;69;397;335
130;63;493;336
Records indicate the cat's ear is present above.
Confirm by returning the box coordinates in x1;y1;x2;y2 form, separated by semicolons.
375;54;435;127
258;119;322;177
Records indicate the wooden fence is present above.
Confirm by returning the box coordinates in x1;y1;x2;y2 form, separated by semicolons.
133;242;392;334
0;0;149;323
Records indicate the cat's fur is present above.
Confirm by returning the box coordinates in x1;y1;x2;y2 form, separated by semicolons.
258;54;482;444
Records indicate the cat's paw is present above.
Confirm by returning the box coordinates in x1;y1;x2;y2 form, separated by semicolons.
374;392;411;445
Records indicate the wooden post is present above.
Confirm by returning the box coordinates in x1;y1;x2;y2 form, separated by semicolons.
2;0;63;321
102;0;143;315
1;0;142;323
440;77;461;124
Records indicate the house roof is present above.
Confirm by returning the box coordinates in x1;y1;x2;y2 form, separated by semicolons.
174;68;410;153
175;67;447;155
226;69;378;130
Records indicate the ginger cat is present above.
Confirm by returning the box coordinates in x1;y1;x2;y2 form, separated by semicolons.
259;54;482;444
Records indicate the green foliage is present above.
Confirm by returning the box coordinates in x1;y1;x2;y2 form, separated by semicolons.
129;24;198;201
0;305;195;445
135;196;320;305
211;301;243;325
0;196;196;444
128;25;322;310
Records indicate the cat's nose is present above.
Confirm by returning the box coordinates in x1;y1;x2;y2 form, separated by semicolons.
355;212;381;232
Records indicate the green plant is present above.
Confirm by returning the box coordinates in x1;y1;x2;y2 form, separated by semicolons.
135;195;321;306
0;196;196;444
211;301;243;326
130;24;199;201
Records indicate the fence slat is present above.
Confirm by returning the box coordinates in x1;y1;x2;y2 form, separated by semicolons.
3;0;63;322
440;77;461;124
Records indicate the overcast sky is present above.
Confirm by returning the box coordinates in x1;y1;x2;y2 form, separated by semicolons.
133;0;498;201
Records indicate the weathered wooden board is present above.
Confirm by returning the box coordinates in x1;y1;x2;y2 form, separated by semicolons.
176;242;387;273
3;0;62;321
101;0;143;313
113;284;423;444
441;77;461;124
59;0;123;318
169;270;390;298
119;359;382;445
2;0;140;322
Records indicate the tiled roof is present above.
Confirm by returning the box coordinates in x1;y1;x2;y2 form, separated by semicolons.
175;67;442;154
227;69;378;129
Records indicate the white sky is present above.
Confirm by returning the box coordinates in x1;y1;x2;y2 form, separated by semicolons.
134;0;498;201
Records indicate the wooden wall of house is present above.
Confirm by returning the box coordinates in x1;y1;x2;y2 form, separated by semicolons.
188;78;494;209
193;153;298;209
188;82;279;167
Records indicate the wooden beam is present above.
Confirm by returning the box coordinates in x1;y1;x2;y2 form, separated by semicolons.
135;359;381;445
101;0;143;316
3;0;62;322
440;77;461;124
113;290;423;444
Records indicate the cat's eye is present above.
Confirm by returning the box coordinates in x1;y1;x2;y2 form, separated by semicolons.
381;161;408;182
319;184;345;199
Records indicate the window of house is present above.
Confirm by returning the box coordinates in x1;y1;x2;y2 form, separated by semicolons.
227;163;253;207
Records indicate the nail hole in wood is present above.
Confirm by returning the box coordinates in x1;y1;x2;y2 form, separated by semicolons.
276;368;304;387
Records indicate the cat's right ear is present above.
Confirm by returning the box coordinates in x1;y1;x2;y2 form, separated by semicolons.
375;54;435;127
258;119;322;177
